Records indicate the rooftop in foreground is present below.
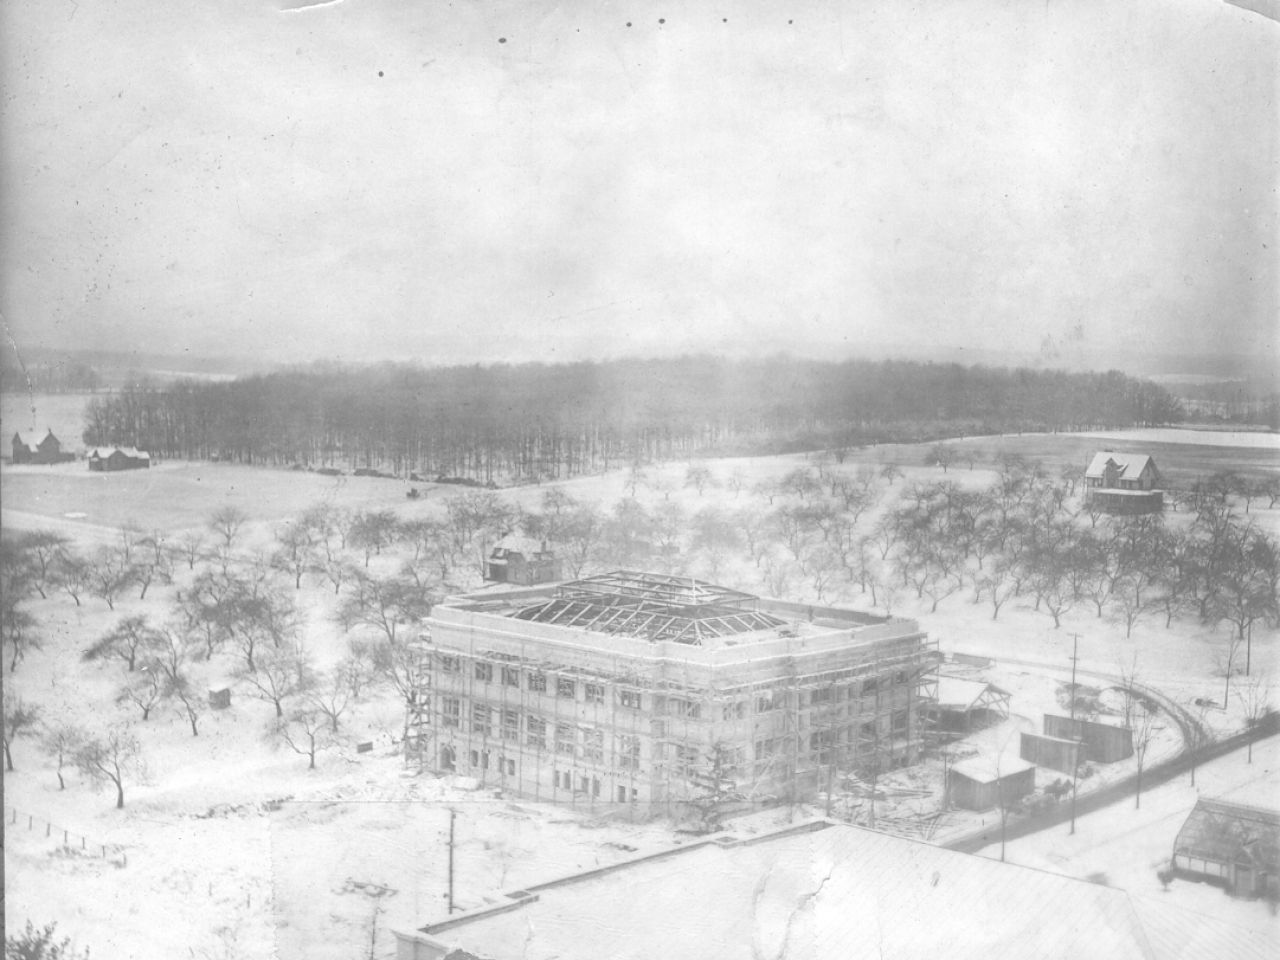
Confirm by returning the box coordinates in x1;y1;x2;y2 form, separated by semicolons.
396;820;1273;960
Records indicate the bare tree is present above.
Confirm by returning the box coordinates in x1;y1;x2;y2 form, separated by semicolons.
684;463;716;496
2;605;42;672
116;666;164;721
83;614;165;671
306;668;355;733
927;444;956;474
338;571;433;646
55;552;92;607
88;547;133;611
1236;675;1273;764
238;644;316;718
1132;701;1156;810
40;722;84;790
208;505;250;550
13;530;70;599
74;724;143;809
271;708;336;770
173;531;207;571
3;694;42;772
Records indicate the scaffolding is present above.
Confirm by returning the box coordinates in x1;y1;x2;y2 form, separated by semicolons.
407;573;942;815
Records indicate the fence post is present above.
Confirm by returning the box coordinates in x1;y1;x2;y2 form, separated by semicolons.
81;836;86;850
46;823;50;837
64;830;68;844
28;815;33;830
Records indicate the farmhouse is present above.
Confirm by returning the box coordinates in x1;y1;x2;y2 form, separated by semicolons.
11;428;74;464
482;536;562;585
408;571;940;814
394;819;1272;960
87;446;151;471
1172;798;1279;898
1084;451;1163;515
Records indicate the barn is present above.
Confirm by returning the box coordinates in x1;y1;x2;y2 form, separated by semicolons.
1172;798;1279;898
1084;452;1163;515
11;428;74;464
87;446;151;471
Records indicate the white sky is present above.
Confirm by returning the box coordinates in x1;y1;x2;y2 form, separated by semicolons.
1;0;1275;368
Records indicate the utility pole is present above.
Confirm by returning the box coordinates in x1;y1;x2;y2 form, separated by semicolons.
1068;634;1081;721
447;808;456;914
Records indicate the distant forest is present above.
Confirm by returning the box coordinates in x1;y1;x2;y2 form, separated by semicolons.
82;357;1183;481
1;354;102;394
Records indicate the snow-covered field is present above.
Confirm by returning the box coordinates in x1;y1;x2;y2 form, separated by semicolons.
979;736;1280;935
5;400;1278;958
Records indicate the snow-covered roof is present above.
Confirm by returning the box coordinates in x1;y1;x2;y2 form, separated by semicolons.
87;446;150;459
935;677;1010;712
490;536;549;557
950;756;1035;783
13;431;42;449
400;820;1270;960
1085;452;1154;480
1174;798;1280;872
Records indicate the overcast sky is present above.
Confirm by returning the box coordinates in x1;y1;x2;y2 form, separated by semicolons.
1;0;1275;371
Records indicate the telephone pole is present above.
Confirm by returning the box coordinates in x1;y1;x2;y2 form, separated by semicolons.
1068;633;1081;835
1068;634;1081;720
447;808;456;914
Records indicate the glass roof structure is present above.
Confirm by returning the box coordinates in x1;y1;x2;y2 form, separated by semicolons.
510;571;788;645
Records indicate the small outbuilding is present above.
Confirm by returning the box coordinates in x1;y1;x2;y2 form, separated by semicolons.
927;677;1011;735
1085;452;1163;515
1020;732;1085;774
1172;798;1279;898
1044;715;1133;763
483;537;562;586
87;446;151;471
12;428;74;464
947;757;1035;812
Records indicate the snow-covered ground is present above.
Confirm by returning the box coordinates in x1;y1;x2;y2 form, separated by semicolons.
5;411;1279;958
977;736;1280;935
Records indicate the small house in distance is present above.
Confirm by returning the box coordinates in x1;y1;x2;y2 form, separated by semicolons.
87;446;151;472
1172;798;1279;898
483;537;562;585
947;757;1035;812
1085;452;1162;515
11;429;74;464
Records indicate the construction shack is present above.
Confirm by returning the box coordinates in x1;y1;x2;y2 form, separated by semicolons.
1020;732;1084;774
1173;798;1280;898
1043;715;1133;762
948;757;1035;812
927;677;1011;735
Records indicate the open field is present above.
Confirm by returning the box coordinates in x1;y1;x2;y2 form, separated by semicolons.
4;411;1279;958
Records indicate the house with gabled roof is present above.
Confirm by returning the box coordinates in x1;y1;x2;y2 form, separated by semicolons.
482;536;562;585
1172;798;1279;898
1085;451;1163;514
11;428;74;464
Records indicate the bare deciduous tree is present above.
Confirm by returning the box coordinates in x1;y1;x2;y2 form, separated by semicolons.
74;724;144;809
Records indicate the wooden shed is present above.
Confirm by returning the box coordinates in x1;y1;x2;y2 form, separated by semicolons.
1044;715;1133;763
1020;732;1085;774
927;677;1011;735
948;757;1035;812
1173;799;1279;898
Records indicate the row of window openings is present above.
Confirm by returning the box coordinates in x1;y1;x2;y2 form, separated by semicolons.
459;750;638;802
438;663;907;717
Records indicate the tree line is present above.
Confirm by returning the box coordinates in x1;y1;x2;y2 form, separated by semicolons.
80;357;1183;481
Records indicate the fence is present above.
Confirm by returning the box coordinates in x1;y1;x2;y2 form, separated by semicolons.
5;806;128;866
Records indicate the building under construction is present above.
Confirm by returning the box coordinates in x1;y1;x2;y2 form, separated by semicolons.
407;571;940;815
